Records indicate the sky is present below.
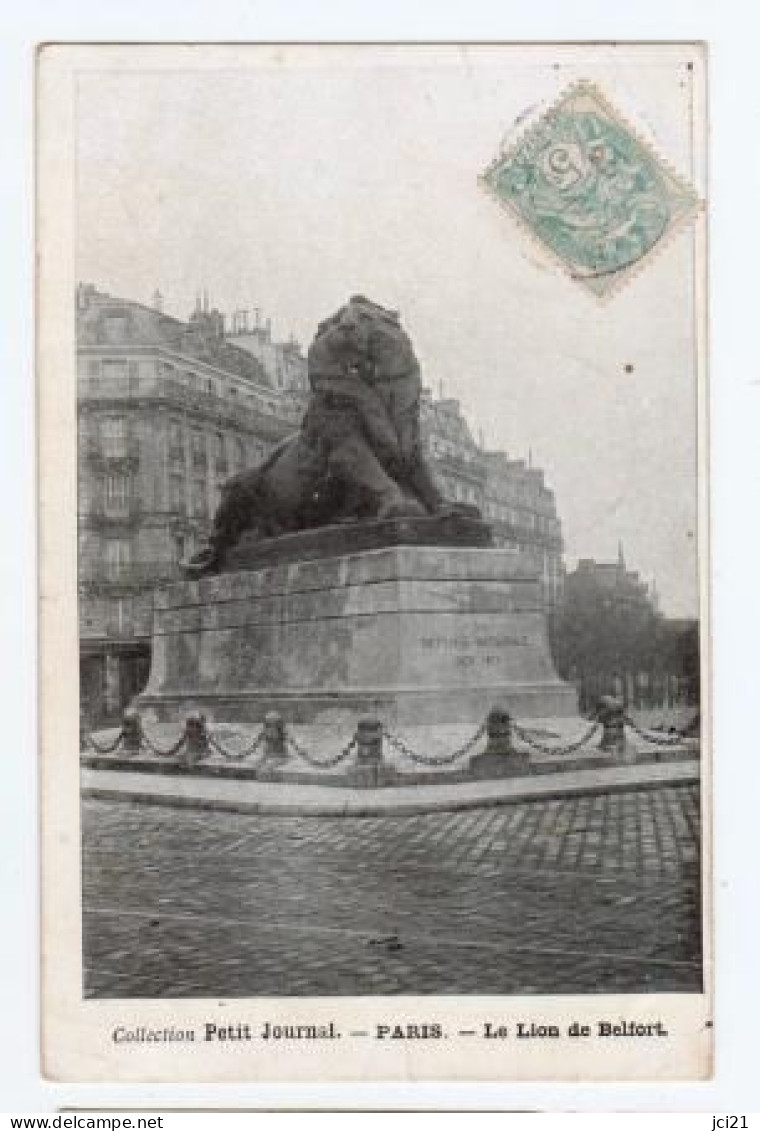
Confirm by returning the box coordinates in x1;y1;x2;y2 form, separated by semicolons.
74;44;704;616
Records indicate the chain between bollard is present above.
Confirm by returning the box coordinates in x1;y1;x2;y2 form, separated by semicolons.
285;729;358;769
85;729;125;755
623;715;695;747
207;728;267;762
382;722;486;767
140;727;189;758
511;717;601;757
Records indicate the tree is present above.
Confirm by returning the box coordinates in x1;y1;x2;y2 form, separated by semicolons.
549;563;698;712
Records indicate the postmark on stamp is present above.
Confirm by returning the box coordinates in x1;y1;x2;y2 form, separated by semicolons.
480;81;701;298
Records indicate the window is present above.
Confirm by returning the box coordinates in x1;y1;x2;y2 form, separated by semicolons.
87;360;100;377
191;430;207;468
78;478;92;512
213;431;225;462
191;478;207;518
104;473;130;516
101;417;127;458
101;310;129;343
111;597;133;634
101;359;128;382
106;538;131;579
173;533;188;564
167;421;184;460
168;472;185;513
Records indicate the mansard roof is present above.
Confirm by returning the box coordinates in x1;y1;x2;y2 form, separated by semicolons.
76;285;271;388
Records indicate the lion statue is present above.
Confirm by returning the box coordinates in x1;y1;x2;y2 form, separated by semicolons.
185;296;479;576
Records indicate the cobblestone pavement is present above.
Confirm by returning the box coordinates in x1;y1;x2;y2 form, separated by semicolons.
82;784;702;998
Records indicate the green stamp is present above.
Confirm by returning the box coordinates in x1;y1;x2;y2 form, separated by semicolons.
481;82;700;298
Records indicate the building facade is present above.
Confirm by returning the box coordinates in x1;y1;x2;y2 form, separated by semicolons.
77;285;304;723
77;285;565;723
420;394;564;607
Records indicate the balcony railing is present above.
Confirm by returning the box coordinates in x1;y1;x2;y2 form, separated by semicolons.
78;374;302;437
81;436;141;469
86;499;142;525
432;451;487;480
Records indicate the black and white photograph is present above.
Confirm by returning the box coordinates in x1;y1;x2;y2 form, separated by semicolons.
37;42;709;1083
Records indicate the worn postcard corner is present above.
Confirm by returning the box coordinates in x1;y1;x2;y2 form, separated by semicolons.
37;42;710;1085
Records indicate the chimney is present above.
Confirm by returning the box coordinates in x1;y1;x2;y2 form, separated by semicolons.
152;289;164;313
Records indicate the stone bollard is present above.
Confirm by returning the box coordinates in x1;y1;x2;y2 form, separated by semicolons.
121;708;143;756
263;710;286;759
484;707;513;755
183;712;209;769
597;696;627;755
350;716;396;788
469;706;531;779
356;716;383;763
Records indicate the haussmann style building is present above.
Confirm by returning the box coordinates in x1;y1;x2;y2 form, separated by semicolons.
76;284;565;724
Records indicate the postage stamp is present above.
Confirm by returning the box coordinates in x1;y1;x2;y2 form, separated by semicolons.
480;81;701;298
37;43;709;1086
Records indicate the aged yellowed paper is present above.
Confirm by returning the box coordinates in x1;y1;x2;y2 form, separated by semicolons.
38;42;710;1083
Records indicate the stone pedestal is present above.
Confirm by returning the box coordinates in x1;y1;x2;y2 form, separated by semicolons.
137;543;577;726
